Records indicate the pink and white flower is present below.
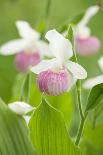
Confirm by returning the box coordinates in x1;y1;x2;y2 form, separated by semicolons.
83;57;103;89
31;29;87;96
75;5;101;56
0;21;51;72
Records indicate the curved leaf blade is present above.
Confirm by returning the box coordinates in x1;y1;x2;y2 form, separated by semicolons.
0;98;36;155
86;84;103;112
29;98;82;155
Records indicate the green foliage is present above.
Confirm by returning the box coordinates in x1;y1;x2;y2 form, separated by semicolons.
83;123;103;155
59;12;85;33
85;84;103;112
11;73;26;101
29;98;82;155
66;24;74;43
0;98;36;155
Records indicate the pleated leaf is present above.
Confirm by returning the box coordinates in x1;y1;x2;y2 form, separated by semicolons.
85;83;103;112
29;98;82;155
0;98;36;155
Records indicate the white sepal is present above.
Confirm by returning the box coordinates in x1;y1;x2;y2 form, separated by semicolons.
78;5;99;27
45;29;73;62
16;20;40;40
98;57;103;72
66;71;77;91
0;39;27;55
83;75;103;89
35;40;53;57
8;102;34;115
76;5;99;39
31;58;57;74
65;61;87;79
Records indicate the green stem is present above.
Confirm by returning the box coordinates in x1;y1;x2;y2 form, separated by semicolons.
75;111;88;146
76;80;84;120
73;38;85;145
38;0;52;39
45;0;52;19
73;38;84;120
75;117;85;146
27;72;31;103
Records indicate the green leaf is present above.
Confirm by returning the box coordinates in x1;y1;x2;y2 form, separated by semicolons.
59;11;85;33
0;56;17;102
29;98;82;155
66;24;74;43
83;123;103;154
85;84;103;112
11;73;31;102
11;73;27;101
0;98;36;155
69;11;84;25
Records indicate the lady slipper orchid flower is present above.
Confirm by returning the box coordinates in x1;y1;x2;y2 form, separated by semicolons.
75;5;101;56
0;20;51;72
31;29;87;96
83;57;103;89
8;101;35;124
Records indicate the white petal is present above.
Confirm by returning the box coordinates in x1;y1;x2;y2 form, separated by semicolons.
76;5;99;39
0;39;27;55
35;40;53;57
98;57;103;72
67;71;77;91
8;102;34;115
83;75;103;89
45;29;73;62
16;20;40;40
78;5;99;27
31;58;57;74
65;61;87;79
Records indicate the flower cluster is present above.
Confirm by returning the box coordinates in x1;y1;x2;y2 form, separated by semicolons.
1;5;101;115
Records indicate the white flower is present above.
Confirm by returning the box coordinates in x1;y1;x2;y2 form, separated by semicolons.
8;101;35;124
0;20;51;57
83;57;103;89
8;101;34;115
75;5;100;39
31;29;87;92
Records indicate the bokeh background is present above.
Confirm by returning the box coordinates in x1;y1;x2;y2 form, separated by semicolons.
0;0;103;154
0;0;102;102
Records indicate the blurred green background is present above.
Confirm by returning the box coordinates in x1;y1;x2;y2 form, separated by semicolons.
0;0;103;154
0;0;103;102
